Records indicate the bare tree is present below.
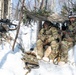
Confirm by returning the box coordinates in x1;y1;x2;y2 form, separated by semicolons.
14;0;21;20
61;0;76;16
40;0;45;10
45;0;48;10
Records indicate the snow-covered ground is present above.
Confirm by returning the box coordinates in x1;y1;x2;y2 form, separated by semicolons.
0;21;76;75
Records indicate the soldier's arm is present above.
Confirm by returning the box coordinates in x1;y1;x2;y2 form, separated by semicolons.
43;35;51;46
37;29;44;39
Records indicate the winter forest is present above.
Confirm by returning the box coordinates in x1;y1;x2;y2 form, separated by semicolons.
0;0;76;75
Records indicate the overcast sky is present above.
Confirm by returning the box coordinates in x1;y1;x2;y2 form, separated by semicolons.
12;0;19;7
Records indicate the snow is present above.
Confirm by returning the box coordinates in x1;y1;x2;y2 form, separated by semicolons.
0;42;25;75
0;21;76;75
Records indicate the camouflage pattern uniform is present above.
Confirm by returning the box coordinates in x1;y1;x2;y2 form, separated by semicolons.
48;40;59;60
68;22;76;38
60;25;74;63
21;52;39;75
36;25;52;59
72;22;76;44
50;27;59;40
60;41;68;63
75;35;76;44
36;22;61;60
36;22;57;56
36;39;44;58
36;20;75;64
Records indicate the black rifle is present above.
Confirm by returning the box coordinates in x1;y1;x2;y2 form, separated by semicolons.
0;19;18;32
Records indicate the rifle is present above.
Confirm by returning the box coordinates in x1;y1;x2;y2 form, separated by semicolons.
0;19;18;32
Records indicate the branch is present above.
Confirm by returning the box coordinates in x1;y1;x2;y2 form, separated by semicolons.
12;0;25;51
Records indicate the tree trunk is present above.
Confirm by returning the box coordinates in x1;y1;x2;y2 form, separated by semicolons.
45;0;48;10
15;0;20;20
39;20;42;31
40;0;44;10
37;20;42;40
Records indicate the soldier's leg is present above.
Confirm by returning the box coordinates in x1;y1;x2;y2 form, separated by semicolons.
49;53;54;63
36;39;44;59
43;46;51;61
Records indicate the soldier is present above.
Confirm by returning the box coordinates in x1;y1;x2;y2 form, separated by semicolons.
59;28;74;64
36;21;66;63
36;21;52;60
